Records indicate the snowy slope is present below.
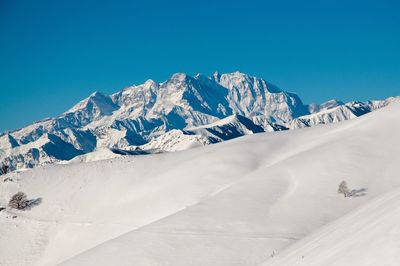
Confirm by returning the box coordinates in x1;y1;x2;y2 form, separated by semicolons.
1;103;400;266
139;129;213;152
261;187;400;266
60;104;400;266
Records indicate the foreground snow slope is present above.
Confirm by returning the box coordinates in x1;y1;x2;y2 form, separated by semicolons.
1;104;400;266
261;187;400;266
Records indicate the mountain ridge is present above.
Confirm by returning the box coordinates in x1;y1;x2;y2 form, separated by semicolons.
1;71;399;172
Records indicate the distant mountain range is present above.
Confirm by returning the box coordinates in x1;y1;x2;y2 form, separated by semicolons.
1;71;398;171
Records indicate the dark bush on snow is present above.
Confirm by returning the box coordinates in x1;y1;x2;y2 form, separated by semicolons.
8;192;42;210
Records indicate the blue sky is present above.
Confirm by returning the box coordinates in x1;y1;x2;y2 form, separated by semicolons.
0;0;399;132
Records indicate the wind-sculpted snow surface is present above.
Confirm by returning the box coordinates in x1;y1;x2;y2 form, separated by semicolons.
0;71;399;171
0;103;400;266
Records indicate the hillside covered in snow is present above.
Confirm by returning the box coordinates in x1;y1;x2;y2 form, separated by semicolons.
1;102;400;266
1;71;398;172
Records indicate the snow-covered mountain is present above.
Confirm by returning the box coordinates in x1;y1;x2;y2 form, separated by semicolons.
289;97;399;129
0;71;398;172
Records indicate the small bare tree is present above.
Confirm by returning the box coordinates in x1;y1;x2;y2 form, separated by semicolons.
8;192;29;210
338;181;350;197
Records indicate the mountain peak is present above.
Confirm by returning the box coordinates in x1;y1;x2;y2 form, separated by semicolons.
233;70;246;75
308;99;345;113
219;71;250;79
63;89;119;126
144;79;158;88
170;72;187;81
66;91;114;114
89;91;103;97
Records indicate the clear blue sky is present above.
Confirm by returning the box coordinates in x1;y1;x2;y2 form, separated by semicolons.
1;0;399;132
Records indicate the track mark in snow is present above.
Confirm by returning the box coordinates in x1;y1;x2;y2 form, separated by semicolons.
137;229;302;241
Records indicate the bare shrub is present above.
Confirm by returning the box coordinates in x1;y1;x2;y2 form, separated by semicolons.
9;192;42;210
338;181;350;197
9;192;28;209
